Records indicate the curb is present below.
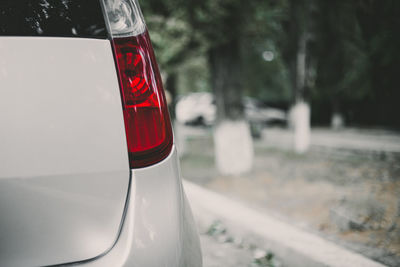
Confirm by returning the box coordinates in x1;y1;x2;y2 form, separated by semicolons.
183;181;386;267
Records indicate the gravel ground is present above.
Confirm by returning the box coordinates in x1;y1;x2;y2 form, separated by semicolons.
199;220;283;267
200;234;255;267
178;125;400;267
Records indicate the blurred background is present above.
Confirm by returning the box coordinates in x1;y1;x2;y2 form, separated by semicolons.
141;0;400;266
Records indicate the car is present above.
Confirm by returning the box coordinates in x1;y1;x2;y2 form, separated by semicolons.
0;0;202;266
176;92;217;126
243;97;287;126
176;92;287;127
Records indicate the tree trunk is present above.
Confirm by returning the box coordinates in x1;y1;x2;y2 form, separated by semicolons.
288;0;313;154
209;40;253;175
293;31;311;153
330;101;345;130
292;101;310;153
209;40;244;121
165;72;177;119
165;73;187;156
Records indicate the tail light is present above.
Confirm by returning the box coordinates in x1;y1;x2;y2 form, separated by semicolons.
101;0;173;168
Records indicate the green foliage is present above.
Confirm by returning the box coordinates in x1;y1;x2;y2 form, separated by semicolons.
242;39;291;103
145;15;190;72
177;56;210;94
311;0;400;126
141;0;400;127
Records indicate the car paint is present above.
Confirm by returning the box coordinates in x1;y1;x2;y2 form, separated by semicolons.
0;25;202;267
0;37;130;266
83;147;202;267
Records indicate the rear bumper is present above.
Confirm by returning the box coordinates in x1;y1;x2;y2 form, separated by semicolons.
82;146;202;267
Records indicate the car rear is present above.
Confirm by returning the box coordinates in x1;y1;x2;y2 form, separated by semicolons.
0;0;201;266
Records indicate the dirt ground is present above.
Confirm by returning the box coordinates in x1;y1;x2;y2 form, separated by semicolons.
179;126;400;267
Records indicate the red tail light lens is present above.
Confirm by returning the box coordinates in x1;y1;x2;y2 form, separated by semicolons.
112;31;173;168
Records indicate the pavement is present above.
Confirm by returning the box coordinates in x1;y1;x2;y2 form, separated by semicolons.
200;234;257;267
185;181;386;267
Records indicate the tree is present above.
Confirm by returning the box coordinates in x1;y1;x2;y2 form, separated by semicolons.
310;0;400;128
193;0;255;174
279;0;316;153
143;0;290;171
182;0;282;174
354;0;400;127
141;0;191;118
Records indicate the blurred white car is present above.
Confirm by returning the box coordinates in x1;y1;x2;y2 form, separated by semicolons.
243;97;287;126
0;0;201;266
176;92;287;126
176;92;217;126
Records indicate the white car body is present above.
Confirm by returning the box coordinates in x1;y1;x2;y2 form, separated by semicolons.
0;1;201;266
176;92;287;126
176;93;216;126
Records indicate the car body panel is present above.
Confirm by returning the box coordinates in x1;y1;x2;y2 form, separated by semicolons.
0;37;130;266
83;148;202;267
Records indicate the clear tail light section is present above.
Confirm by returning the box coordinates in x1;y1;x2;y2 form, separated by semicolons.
101;0;173;168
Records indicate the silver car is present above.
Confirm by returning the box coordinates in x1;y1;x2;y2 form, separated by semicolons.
0;0;202;266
